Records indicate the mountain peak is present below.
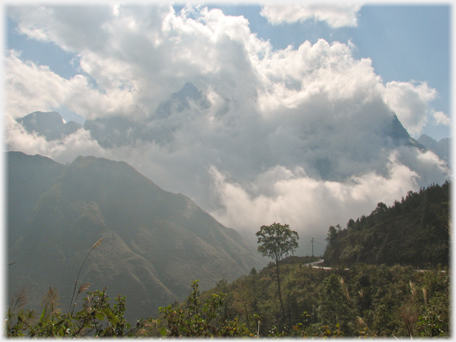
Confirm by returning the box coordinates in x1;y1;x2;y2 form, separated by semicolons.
16;111;82;141
384;114;426;151
417;134;451;164
174;82;201;100
156;82;210;119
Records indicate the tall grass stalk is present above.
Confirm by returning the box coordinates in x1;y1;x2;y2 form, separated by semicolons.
68;238;102;315
10;286;27;314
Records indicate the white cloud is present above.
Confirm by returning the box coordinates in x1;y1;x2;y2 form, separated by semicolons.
5;114;109;164
6;50;138;120
255;39;383;115
433;110;451;126
383;81;437;137
6;5;450;253
8;5;272;120
260;4;362;28
208;152;427;254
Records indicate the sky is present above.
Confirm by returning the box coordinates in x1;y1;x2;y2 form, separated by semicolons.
4;2;452;255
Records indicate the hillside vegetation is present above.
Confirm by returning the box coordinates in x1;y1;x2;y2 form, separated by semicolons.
8;258;449;337
324;182;450;268
175;261;449;337
7;154;450;337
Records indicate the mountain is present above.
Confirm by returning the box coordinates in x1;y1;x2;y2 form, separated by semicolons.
7;151;265;321
16;111;82;141
417;134;450;164
155;82;210;119
7;151;66;246
323;182;450;268
386;114;426;150
15;84;420;160
82;82;210;148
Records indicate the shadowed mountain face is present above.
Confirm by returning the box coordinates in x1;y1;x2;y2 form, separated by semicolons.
82;82;211;148
7;151;265;321
7;151;66;245
16;111;82;141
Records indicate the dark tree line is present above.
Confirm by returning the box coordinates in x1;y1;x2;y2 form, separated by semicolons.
324;181;450;268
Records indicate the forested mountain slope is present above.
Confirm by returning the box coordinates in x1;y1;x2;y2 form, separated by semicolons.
323;182;450;268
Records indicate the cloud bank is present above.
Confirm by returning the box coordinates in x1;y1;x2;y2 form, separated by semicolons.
6;4;450;254
260;4;362;28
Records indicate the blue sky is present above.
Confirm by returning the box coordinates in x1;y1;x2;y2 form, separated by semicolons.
7;3;451;140
5;3;451;254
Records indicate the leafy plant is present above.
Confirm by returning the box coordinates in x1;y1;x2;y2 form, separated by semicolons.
6;287;148;337
158;280;253;337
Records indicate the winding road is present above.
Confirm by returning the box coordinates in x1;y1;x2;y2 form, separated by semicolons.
302;259;446;273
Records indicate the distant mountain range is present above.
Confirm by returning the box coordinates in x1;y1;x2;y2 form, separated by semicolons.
14;83;435;156
16;83;209;148
417;134;451;165
13;82;451;190
84;83;211;148
7;151;265;321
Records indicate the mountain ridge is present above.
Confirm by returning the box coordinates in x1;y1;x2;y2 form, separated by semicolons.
7;151;265;321
417;134;450;164
16;111;82;141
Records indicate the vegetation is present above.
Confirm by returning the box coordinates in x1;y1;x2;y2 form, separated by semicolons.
7;261;449;337
173;261;449;337
7;287;148;337
256;222;299;323
157;280;255;337
324;182;450;268
6;161;451;338
6;238;147;337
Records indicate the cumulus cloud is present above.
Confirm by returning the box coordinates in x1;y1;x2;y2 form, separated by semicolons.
383;81;437;137
432;110;451;126
6;50;138;120
6;5;450;253
208;147;448;254
8;4;271;120
207;152;418;253
5;114;110;164
260;4;361;28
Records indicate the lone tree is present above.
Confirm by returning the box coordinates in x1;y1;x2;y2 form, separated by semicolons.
256;223;299;321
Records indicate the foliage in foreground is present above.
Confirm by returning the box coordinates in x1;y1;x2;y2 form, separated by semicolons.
182;262;449;338
6;262;449;338
6;286;147;337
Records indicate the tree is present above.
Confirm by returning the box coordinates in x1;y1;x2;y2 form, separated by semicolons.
256;223;299;322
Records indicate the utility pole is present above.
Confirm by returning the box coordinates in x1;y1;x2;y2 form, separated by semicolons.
311;238;315;257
